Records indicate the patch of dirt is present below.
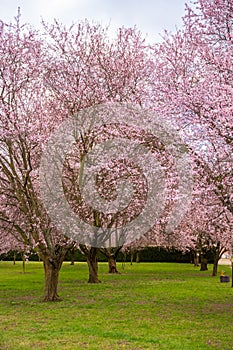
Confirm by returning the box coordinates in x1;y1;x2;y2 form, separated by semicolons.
206;339;222;347
202;303;233;317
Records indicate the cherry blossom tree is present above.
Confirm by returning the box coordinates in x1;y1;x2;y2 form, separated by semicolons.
41;20;156;283
176;187;233;276
128;164;232;278
0;228;25;262
147;0;232;276
0;13;74;301
151;0;232;217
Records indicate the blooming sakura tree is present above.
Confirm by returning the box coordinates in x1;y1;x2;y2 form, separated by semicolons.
0;227;25;259
40;20;159;283
42;20;151;111
146;0;233;275
175;186;233;276
151;0;233;217
0;14;74;301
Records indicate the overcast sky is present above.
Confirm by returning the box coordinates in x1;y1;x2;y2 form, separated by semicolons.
0;0;190;43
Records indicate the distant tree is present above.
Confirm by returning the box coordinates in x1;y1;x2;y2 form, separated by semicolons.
99;247;123;273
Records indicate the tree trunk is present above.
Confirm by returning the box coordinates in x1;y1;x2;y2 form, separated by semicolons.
70;247;75;265
13;252;16;265
99;247;122;274
108;256;119;273
43;258;63;302
200;257;208;271
212;246;226;277
212;258;219;276
231;261;233;288
22;254;26;274
194;256;199;266
136;251;140;263
130;250;134;265
192;251;199;266
122;252;126;270
87;247;101;283
37;241;73;302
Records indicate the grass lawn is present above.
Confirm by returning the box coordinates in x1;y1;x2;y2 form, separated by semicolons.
0;261;233;350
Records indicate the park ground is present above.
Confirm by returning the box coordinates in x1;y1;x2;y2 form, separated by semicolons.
0;261;233;350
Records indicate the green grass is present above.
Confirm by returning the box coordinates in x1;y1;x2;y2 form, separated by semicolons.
0;261;233;350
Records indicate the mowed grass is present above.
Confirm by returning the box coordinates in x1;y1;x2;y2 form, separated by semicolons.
0;261;233;350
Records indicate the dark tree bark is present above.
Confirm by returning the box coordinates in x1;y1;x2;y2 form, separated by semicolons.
200;257;208;271
79;245;101;283
13;251;16;265
212;258;219;277
192;250;199;266
22;254;26;274
212;245;226;277
99;246;122;274
136;250;140;263
108;256;118;273
194;257;199;267
122;251;126;270
70;247;75;265
43;258;63;301
130;249;134;265
39;243;71;302
86;247;101;283
231;261;233;288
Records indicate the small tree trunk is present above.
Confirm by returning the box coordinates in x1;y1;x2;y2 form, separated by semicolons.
22;254;26;274
194;256;199;266
136;251;140;263
122;251;126;270
43;258;63;302
99;247;122;274
108;256;119;273
70;247;75;265
192;251;199;266
130;250;134;265
212;246;226;277
200;257;208;271
13;252;16;265
87;247;101;283
231;261;233;288
212;258;219;277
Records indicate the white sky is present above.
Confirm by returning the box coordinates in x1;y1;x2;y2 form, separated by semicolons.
0;0;190;42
